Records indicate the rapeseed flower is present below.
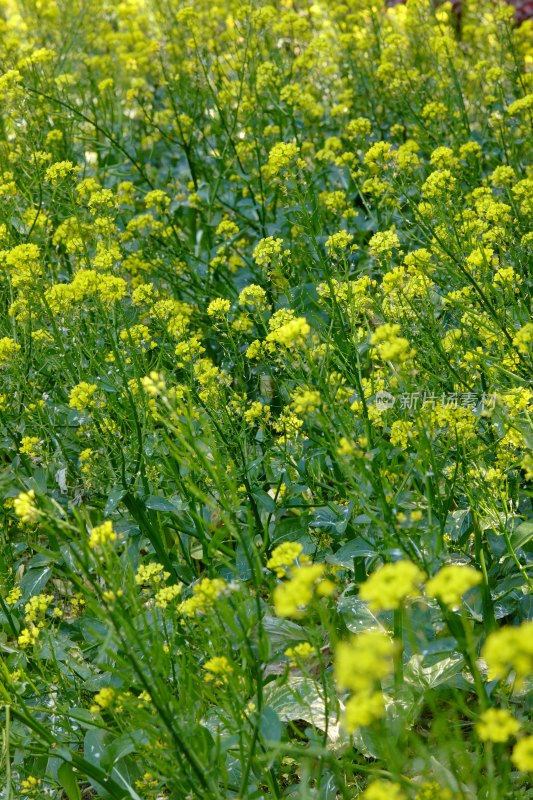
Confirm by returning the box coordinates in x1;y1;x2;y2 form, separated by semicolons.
88;521;117;550
335;631;395;694
68;382;99;411
179;577;228;616
267;542;309;577
476;709;521;743
274;564;334;619
482;621;533;685
512;736;533;772
14;490;38;524
203;656;233;684
426;564;482;608
359;561;425;611
361;780;407;800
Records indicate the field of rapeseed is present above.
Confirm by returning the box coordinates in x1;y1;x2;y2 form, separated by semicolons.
0;0;532;797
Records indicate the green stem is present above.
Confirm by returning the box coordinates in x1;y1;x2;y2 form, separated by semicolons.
393;606;404;692
4;705;12;800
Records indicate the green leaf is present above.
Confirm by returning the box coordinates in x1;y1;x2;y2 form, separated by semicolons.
104;486;126;515
145;495;179;512
444;509;471;542
20;565;52;601
259;706;282;743
251;489;276;513
262;614;307;652
102;731;145;768
57;763;82;800
327;538;376;569
337;595;389;633
262;676;345;747
310;503;352;536
405;653;466;689
510;521;533;552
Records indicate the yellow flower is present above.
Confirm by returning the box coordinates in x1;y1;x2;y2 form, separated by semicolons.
337;437;356;456
274;564;334;619
345;117;372;140
155;584;182;609
253;236;286;267
0;336;21;366
44;160;77;184
175;336;205;367
4;243;43;287
20;776;42;796
18;625;41;648
476;709;521;743
179;577;228;616
325;230;354;252
98;275;127;305
135;562;170;587
119;324;156;352
513;322;533;354
5;586;21;605
342;690;385;733
24;593;53;624
359;560;425;612
390;420;416;449
68;381;99;411
267;542;308;577
90;687;116;713
493;266;522;288
421;169;456;200
243;401;270;426
511;736;533;772
19;436;40;457
207;297;231;317
507;93;533;117
266;317;310;348
415;782;454;800
216;218;239;238
140;371;166;397
290;389;321;415
285;642;315;666
14;490;38;524
144;189;170;210
371;323;415;364
425;564;482;608
369;229;400;258
335;631;395;693
482;621;533;685
202;655;233;684
364;141;393;173
263;141;299;178
361;780;407;800
88;521;117;550
238;284;269;310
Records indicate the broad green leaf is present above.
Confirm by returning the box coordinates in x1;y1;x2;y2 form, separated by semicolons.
259;706;282;743
20;565;52;601
262;676;345;746
57;762;82;800
405;653;466;689
104;486;126;515
309;503;352;536
327;538;376;569
251;489;276;513
145;495;179;512
510;521;533;552
444;509;471;542
262;614;307;652
337;595;388;633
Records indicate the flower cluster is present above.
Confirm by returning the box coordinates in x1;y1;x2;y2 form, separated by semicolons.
335;631;396;733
